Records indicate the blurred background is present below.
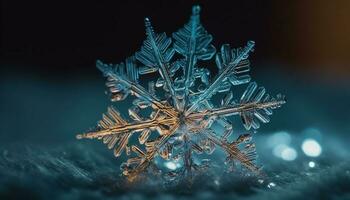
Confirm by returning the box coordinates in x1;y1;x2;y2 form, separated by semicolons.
1;0;350;199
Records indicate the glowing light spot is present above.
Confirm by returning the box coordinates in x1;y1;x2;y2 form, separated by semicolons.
267;131;291;148
258;179;264;184
302;139;322;157
308;161;315;168
164;162;177;170
273;144;288;158
214;180;220;186
267;182;276;188
281;147;297;161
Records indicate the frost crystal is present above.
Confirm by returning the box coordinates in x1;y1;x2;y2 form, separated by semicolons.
76;5;286;183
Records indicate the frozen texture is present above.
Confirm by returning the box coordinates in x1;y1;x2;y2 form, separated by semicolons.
76;5;286;182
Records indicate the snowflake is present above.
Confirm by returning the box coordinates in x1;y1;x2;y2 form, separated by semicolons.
76;5;286;183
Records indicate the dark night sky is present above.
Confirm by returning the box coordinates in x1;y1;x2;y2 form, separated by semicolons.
2;0;350;81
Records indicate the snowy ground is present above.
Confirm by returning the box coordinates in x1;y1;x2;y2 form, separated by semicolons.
1;67;349;199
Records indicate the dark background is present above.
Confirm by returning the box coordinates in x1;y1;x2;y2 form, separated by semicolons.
2;0;350;80
1;1;350;199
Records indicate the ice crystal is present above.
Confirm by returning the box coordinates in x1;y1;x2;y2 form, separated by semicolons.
76;5;286;183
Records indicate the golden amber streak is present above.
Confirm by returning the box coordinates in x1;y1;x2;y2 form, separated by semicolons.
76;117;178;139
77;100;284;140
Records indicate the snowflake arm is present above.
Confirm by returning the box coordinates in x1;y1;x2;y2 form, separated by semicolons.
95;59;177;117
173;5;216;110
204;130;261;174
185;41;255;115
187;82;286;130
76;109;177;140
136;18;180;110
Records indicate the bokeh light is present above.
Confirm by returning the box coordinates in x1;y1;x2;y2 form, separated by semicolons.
267;131;291;148
267;182;276;188
302;139;322;157
270;131;298;161
281;147;298;161
164;161;177;170
308;161;316;168
272;144;298;161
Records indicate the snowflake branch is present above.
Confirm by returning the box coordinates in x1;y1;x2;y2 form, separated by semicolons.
173;5;216;111
185;41;255;115
126;123;180;181
138;18;180;110
97;61;177;117
180;6;200;110
204;130;261;174
76;115;177;140
187;99;286;120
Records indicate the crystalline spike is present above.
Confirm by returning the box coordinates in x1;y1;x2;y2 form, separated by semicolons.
98;120;109;129
114;133;131;157
138;65;158;75
192;142;204;154
131;145;146;157
241;82;257;103
222;92;233;106
107;135;119;149
125;56;139;82
251;118;260;129
102;135;112;144
77;6;285;183
234;59;250;73
222;128;233;140
128;106;143;121
102;113;114;126
245;143;256;150
216;81;231;93
127;157;142;165
221;44;232;66
138;129;151;144
148;81;155;95
241;113;253;130
254;110;270;123
252;87;266;102
96;60;112;76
